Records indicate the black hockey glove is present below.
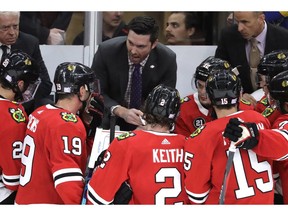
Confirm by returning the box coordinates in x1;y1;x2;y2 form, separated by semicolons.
224;118;259;150
94;150;106;167
87;92;104;128
81;92;104;136
113;181;133;205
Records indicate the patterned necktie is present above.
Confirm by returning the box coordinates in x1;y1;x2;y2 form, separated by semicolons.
1;45;8;63
249;38;261;91
130;64;142;109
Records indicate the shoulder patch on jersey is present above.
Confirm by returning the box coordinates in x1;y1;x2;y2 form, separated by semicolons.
116;131;136;141
260;97;268;106
190;125;205;138
240;98;251;105
262;107;275;117
60;112;78;123
9;108;26;123
180;96;190;103
193;117;206;128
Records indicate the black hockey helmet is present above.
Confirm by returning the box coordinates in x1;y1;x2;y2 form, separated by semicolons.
0;50;40;101
143;84;181;122
194;56;231;82
206;69;242;106
268;70;288;103
257;50;288;82
0;49;39;88
54;62;99;94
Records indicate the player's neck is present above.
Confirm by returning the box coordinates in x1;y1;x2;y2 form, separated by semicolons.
144;124;170;133
214;106;238;119
0;87;15;101
55;97;82;114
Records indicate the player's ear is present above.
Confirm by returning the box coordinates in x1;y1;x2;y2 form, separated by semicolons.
17;80;25;92
79;85;90;101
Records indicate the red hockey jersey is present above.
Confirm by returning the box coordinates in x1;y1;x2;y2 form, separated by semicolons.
175;93;254;137
0;98;27;196
271;114;288;204
15;104;87;204
184;110;278;204
87;130;190;205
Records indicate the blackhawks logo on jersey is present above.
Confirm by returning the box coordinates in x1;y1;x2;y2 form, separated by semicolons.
260;97;268;106
180;96;190;104
9;108;26;123
190;125;205;138
61;112;78;123
117;131;136;141
240;98;251;105
262;107;275;118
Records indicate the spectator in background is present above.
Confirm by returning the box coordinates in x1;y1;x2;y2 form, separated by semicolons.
0;11;53;115
73;12;128;45
19;12;73;45
91;16;177;131
165;12;199;45
264;11;288;29
215;11;288;107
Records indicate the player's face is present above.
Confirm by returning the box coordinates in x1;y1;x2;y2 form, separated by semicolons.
234;12;265;39
257;74;267;88
197;79;211;107
126;30;157;64
165;13;194;45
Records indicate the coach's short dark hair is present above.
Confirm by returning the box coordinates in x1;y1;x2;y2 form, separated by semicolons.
127;16;159;43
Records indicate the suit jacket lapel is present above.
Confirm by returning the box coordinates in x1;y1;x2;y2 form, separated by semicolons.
117;45;129;96
238;38;249;67
142;50;157;93
264;23;275;54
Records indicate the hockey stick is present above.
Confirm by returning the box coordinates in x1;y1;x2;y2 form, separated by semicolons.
80;129;101;205
110;115;116;143
219;142;236;204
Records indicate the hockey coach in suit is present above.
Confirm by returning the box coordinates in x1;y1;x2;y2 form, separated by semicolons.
91;16;177;131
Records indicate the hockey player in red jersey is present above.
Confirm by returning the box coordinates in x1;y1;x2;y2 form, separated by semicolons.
86;84;190;205
0;50;39;204
184;68;275;204
15;62;103;204
174;56;253;137
262;70;288;204
254;50;288;123
255;50;288;204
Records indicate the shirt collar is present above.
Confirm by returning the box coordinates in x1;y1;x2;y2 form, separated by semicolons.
128;54;149;67
254;21;267;44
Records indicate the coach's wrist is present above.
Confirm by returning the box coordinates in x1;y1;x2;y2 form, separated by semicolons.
111;105;121;116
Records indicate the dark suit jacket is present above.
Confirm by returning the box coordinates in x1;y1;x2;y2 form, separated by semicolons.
19;12;73;44
91;36;177;130
12;31;53;114
215;23;288;94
